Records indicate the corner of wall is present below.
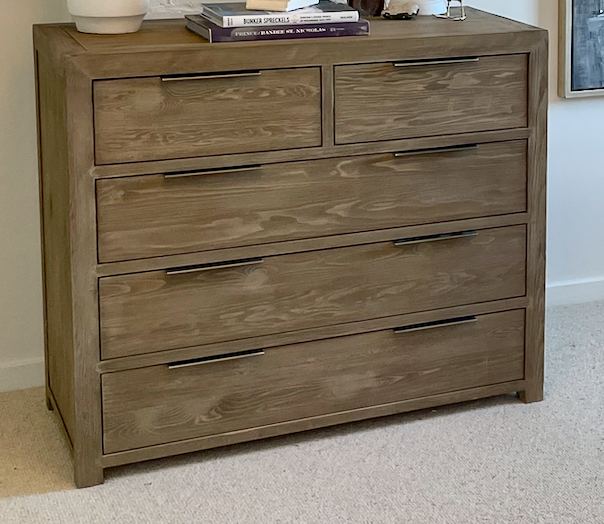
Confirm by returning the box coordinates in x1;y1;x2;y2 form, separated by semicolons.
0;358;45;393
547;278;604;307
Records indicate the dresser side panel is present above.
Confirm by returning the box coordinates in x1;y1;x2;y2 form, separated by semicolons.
523;34;548;402
35;45;75;441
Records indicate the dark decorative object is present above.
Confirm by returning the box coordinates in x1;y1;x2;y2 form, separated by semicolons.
349;0;384;17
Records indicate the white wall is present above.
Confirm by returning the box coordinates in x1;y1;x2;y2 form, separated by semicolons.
149;0;200;16
0;0;602;392
0;0;70;391
470;0;604;306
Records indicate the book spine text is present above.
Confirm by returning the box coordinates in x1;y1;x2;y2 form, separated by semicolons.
189;19;369;42
215;11;359;27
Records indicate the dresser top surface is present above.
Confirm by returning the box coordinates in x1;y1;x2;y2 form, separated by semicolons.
36;8;542;56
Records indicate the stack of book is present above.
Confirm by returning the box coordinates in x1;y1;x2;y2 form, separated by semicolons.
186;1;369;43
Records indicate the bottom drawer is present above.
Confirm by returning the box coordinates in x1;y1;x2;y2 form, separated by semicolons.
102;309;526;454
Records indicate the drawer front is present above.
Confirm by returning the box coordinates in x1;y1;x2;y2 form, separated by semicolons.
335;55;528;145
97;141;527;263
102;309;526;453
93;68;322;165
99;225;526;359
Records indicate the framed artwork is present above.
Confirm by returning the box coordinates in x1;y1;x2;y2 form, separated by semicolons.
559;0;604;98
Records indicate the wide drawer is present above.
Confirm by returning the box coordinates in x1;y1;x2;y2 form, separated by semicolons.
93;68;322;165
99;225;526;359
335;55;528;145
102;309;526;453
96;141;527;263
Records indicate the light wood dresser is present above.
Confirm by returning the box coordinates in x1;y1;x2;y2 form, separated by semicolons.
34;9;548;488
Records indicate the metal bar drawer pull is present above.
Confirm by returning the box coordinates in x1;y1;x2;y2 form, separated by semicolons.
161;70;262;82
166;257;264;276
393;57;479;68
164;165;262;179
394;316;477;334
168;349;265;370
394;230;478;247
394;144;478;158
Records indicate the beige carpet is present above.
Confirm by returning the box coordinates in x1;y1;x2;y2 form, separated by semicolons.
0;301;603;523
0;388;74;497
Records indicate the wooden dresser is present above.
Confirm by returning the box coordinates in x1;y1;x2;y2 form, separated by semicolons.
34;9;548;488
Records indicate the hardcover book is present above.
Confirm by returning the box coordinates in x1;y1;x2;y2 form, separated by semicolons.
199;1;359;27
245;0;320;12
186;14;369;42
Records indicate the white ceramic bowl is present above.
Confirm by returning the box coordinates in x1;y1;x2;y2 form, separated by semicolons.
67;0;150;34
416;0;447;15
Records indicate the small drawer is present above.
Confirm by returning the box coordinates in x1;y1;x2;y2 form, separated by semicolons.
96;140;527;263
93;68;322;165
99;225;526;360
335;55;528;145
102;309;526;453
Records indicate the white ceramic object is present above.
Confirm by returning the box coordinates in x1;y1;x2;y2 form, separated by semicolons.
67;0;150;34
415;0;447;15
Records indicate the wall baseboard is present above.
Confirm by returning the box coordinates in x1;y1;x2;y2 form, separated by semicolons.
0;358;44;393
546;277;604;307
1;279;603;393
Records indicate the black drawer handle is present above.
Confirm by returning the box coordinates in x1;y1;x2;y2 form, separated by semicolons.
161;70;262;82
393;57;479;68
393;144;478;158
168;349;265;369
394;316;477;334
394;230;478;247
166;257;264;276
164;165;263;179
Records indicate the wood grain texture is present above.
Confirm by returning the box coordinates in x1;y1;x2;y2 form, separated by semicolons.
64;62;105;488
53;9;546;82
89;128;531;182
93;68;322;164
98;297;529;373
335;54;529;145
321;65;335;148
99;225;527;359
34;33;76;443
521;37;548;404
96;214;528;278
63;10;540;56
34;26;105;487
102;378;526;468
34;12;547;487
73;32;544;84
96;141;527;263
102;309;526;453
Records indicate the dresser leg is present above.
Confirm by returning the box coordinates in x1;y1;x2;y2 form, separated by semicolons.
74;461;105;489
518;385;544;404
46;393;54;411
